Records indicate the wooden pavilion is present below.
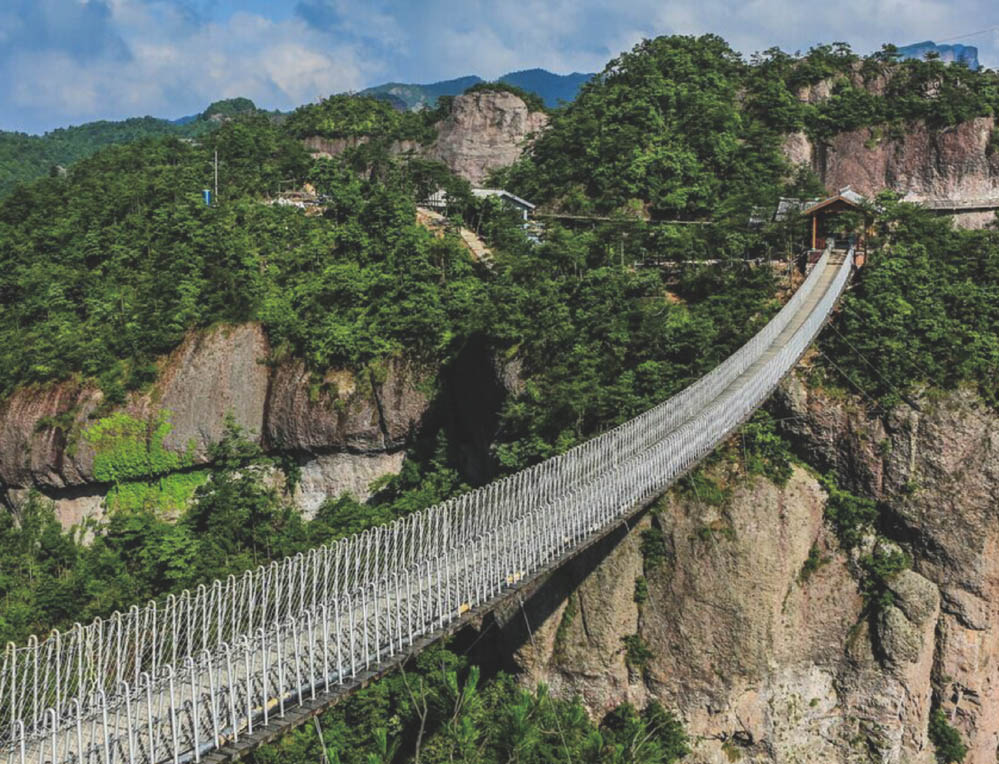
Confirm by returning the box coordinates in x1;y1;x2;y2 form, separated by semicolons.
800;186;871;262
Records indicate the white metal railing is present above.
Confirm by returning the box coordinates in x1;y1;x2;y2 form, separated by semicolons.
1;249;853;764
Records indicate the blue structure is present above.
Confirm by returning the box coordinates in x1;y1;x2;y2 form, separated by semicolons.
203;189;212;205
897;40;980;71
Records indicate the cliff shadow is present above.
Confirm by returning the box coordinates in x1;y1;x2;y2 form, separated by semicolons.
448;512;644;678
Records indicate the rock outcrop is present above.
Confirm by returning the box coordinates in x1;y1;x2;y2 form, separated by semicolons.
302;90;548;186
0;323;432;523
500;464;938;763
427;91;548;185
776;378;999;763
784;118;999;216
495;377;998;763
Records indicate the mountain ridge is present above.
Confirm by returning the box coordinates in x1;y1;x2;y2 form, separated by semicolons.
361;68;594;110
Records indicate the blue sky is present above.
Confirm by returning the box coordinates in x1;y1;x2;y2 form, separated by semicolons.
2;0;997;134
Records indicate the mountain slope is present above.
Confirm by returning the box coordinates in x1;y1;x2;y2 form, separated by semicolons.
0;98;262;197
360;69;595;110
361;75;484;110
498;68;593;106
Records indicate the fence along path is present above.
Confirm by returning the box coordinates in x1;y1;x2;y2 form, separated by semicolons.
2;249;854;764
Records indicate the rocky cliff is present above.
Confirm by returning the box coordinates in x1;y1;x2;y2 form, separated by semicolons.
426;90;548;185
487;373;998;764
303;90;548;186
783;96;999;227
0;323;431;524
785;119;999;219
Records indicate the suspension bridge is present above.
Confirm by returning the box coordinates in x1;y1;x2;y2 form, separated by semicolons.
2;248;855;764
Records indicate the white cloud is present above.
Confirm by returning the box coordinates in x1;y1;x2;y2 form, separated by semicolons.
4;0;998;133
2;0;377;132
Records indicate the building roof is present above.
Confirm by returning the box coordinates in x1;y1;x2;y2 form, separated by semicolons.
749;196;820;226
800;186;868;217
471;188;536;210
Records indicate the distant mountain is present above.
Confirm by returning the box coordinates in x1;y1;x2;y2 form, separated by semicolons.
897;40;979;71
369;92;410;112
498;69;593;107
360;69;595;111
362;76;483;111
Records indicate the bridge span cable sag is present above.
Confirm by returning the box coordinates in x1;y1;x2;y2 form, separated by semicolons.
1;249;855;764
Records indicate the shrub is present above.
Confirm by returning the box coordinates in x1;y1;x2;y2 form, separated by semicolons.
820;473;878;550
634;576;649;604
929;709;967;764
624;633;654;674
640;526;669;571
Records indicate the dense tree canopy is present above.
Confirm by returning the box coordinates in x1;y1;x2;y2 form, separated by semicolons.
283;94;443;143
501;35;784;219
820;194;999;407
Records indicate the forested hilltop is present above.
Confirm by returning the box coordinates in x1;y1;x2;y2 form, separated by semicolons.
0;98;264;197
2;33;999;763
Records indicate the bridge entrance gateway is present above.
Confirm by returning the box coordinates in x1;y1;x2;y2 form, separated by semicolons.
2;249;855;764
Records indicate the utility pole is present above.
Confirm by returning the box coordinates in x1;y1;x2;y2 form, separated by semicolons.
214;149;219;201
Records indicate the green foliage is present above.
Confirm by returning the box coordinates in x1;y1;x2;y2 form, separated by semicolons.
105;470;208;514
463;81;548;113
639;525;668;571
798;543;828;583
928;709;968;764
678;469;729;506
820;473;878;550
821;196;999;408
251;644;686;764
0;119;488;399
0;117;311;398
488;228;780;470
737;410;794;485
283;94;438;143
504;34;787;220
623;634;654;675
747;42;999;142
987;127;999;157
0;99;275;198
819;475;911;617
634;576;649;604
84;411;193;483
503;36;999;224
0;116;220;198
201;98;260;121
860;543;911;610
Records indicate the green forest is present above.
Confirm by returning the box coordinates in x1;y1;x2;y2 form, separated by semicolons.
2;33;997;763
0;97;262;198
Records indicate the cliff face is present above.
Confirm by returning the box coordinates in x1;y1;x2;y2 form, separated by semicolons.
499;377;998;763
783;111;999;227
777;378;999;764
785;118;999;205
426;91;548;185
0;323;431;523
302;91;548;186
